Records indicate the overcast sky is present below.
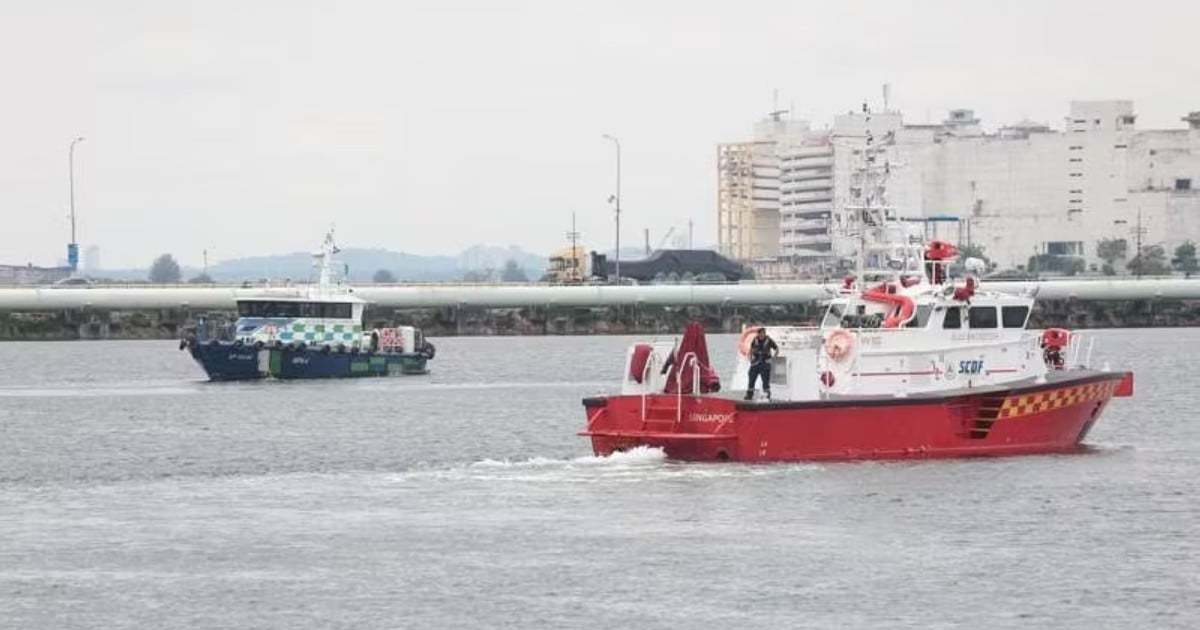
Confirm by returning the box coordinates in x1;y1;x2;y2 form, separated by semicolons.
1;0;1195;268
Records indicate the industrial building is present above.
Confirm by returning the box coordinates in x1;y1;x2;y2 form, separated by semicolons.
719;100;1200;274
0;264;72;286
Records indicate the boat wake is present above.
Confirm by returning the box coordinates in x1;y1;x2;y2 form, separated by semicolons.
472;445;668;470
419;447;823;484
0;382;204;398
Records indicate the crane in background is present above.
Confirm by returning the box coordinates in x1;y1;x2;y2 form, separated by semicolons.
657;226;676;251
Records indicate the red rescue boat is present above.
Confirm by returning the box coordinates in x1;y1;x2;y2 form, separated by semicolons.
579;119;1132;462
580;286;1133;463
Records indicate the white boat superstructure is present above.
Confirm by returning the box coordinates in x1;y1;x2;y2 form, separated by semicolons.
683;103;1095;403
215;231;427;354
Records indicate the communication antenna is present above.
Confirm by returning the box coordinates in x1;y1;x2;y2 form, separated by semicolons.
768;88;787;121
1131;208;1147;279
566;212;581;276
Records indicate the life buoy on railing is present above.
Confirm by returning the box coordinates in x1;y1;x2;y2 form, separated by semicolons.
825;329;854;361
738;326;761;358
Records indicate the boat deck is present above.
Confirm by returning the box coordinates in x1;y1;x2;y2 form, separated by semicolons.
588;369;1130;411
727;369;1125;410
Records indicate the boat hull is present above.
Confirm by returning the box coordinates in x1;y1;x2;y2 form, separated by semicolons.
581;371;1133;462
187;342;428;381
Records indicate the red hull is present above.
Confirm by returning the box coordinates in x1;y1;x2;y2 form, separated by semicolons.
581;371;1134;462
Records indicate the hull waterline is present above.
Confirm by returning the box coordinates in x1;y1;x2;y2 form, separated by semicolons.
188;342;428;381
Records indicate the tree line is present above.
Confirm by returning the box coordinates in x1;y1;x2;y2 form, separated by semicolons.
144;245;1200;284
146;255;532;285
968;240;1198;278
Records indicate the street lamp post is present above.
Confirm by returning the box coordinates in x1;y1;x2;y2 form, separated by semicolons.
602;134;621;283
68;136;85;273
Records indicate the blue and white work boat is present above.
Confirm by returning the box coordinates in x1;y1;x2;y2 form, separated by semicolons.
180;232;435;381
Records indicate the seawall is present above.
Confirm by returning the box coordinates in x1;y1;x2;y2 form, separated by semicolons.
2;300;1199;341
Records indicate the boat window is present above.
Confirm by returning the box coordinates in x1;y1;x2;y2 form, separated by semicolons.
237;301;300;318
968;306;999;329
822;303;845;328
1002;305;1031;328
913;304;933;328
236;301;352;319
320;303;353;319
942;306;962;329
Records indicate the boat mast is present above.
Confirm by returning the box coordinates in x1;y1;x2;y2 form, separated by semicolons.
857;102;897;285
847;102;893;290
314;229;341;296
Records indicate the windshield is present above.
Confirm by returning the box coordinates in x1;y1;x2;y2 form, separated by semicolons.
236;301;353;319
822;303;845;328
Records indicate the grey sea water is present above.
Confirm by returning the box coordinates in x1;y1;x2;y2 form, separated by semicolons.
0;331;1196;629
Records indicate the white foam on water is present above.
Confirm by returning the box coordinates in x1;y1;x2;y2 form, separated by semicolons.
440;447;822;484
471;445;667;470
0;383;203;398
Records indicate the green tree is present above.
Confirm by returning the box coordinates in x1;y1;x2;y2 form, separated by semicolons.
955;243;996;274
1027;254;1085;276
187;273;213;284
148;254;182;283
372;269;397;283
500;259;528;282
958;243;987;261
463;267;495;282
1127;245;1170;277
1172;241;1198;276
1097;238;1128;275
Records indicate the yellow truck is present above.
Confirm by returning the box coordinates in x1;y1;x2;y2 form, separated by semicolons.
543;245;588;284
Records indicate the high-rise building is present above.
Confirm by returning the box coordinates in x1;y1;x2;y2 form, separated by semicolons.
721;100;1200;273
718;114;836;268
84;245;101;272
717;139;778;261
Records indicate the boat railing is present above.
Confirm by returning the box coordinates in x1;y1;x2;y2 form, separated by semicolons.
636;350;699;425
854;334;1035;357
816;349;828;400
638;351;658;426
1066;333;1096;369
675;352;701;424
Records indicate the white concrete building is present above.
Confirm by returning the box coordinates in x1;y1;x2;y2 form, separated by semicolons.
716;139;779;261
779;139;835;259
720;100;1200;274
719;114;836;269
84;245;101;272
877;101;1200;271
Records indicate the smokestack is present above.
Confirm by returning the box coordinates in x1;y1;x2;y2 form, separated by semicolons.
644;228;650;256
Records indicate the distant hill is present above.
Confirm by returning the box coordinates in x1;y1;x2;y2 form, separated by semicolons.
91;246;548;283
455;245;546;277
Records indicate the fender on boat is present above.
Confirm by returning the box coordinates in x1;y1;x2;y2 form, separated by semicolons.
629;343;653;382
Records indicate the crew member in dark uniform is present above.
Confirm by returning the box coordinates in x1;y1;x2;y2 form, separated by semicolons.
745;327;779;401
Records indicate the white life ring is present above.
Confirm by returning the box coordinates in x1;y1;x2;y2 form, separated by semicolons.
825;329;854;361
739;327;760;358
